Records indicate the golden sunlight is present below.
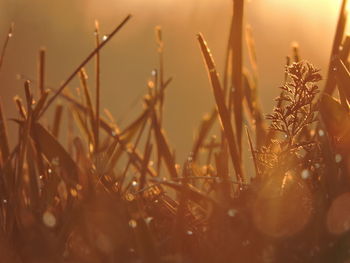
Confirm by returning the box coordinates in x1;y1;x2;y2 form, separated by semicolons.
1;0;350;262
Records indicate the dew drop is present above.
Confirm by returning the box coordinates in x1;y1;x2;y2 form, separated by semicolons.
145;217;153;225
151;70;157;76
52;157;60;166
47;168;52;174
3;199;7;204
8;32;13;38
42;211;56;228
335;154;342;163
227;208;238;217
187;153;193;162
89;143;94;153
147;80;155;89
301;169;310;180
318;129;325;137
125;193;135;201
132;180;138;187
129;219;137;228
70;188;78;197
102;35;109;41
186;230;193;235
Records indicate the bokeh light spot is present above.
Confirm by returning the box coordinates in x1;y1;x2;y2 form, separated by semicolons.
253;173;313;238
327;192;350;235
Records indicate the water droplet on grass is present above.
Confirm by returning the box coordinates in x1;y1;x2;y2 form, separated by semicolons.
227;208;238;217
145;217;153;225
129;219;137;228
125;193;135;201
335;154;342;163
318;129;325;137
301;169;310;180
43;211;56;228
70;188;78;197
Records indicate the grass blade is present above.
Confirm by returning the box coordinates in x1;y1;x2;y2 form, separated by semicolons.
52;104;63;138
245;126;259;179
243;70;267;147
334;59;350;106
323;0;347;95
31;123;79;183
0;99;10;163
197;33;244;184
230;0;244;155
94;20;101;153
245;25;258;76
320;94;350;138
151;111;178;179
0;23;14;72
38;48;46;95
191;109;217;162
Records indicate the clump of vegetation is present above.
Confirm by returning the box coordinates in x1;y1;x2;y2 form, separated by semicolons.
1;1;350;262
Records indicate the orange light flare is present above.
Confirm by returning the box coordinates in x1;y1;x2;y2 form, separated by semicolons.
327;192;350;235
252;171;313;238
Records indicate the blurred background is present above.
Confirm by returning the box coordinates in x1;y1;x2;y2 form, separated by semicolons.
0;0;344;161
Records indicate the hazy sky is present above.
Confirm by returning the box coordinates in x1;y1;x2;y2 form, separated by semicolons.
0;0;344;161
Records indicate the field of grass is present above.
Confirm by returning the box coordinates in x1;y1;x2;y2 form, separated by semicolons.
1;1;350;262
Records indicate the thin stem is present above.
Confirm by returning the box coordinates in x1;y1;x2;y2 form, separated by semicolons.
94;20;101;153
39;15;132;118
0;23;14;73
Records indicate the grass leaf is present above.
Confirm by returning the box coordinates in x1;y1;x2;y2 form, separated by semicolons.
197;33;244;184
